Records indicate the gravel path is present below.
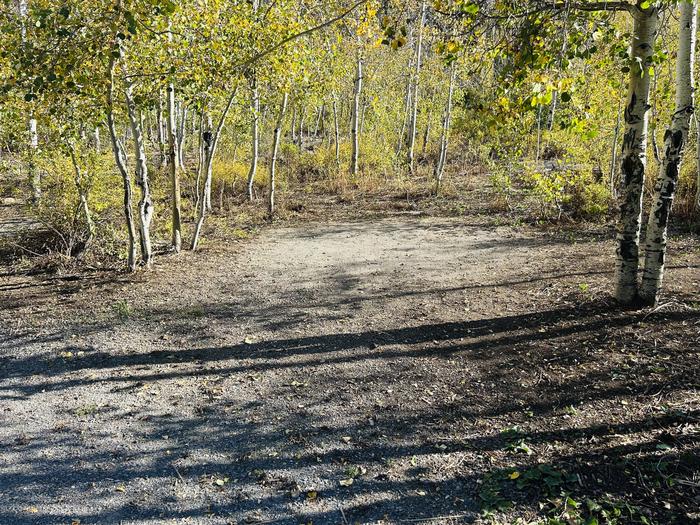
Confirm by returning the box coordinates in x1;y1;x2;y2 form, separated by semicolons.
1;217;698;524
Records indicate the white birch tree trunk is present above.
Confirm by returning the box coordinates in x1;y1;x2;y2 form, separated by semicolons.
106;54;137;272
194;110;206;214
67;143;95;254
332;97;340;170
125;81;153;267
359;101;368;138
191;89;238;251
421;114;431;158
268;92;289;218
351;50;363;176
315;104;324;137
297;105;305;149
407;0;427;173
177;103;188;171
157;92;167;168
640;1;697;305
610;97;623;199
396;33;415;157
614;6;659;305
167;82;182;252
696;112;700;211
434;64;456;195
246;78;260;201
18;0;40;201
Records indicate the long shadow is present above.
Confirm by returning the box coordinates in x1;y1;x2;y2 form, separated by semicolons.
2;287;698;523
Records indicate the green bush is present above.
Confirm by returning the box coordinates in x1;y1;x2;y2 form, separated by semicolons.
522;166;611;222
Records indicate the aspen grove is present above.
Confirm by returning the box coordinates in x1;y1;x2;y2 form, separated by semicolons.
0;2;699;522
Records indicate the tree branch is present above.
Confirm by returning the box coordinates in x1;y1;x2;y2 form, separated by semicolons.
233;0;368;73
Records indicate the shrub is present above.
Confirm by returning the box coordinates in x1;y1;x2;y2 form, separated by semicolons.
522;166;612;222
33;149;122;258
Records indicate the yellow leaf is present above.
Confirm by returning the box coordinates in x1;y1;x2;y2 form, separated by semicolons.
115;485;126;493
509;471;520;480
306;490;318;500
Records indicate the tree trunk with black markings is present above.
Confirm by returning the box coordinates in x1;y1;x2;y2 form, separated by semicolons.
614;6;659;305
640;1;696;305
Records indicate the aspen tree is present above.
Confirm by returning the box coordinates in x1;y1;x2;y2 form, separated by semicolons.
614;4;660;304
407;0;427;173
268;93;289;218
640;0;697;305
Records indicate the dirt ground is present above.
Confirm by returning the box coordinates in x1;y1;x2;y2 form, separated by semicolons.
1;210;699;524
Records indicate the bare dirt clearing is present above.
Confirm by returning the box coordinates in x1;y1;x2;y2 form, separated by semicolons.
1;216;699;524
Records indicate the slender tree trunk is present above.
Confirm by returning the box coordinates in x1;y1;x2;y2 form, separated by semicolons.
614;6;660;305
157;92;167;168
106;54;137;272
547;5;570;132
640;1;697;305
610;97;623;199
351;50;363;176
396;37;416;157
407;0;427;173
94;126;101;154
194;110;206;215
28;117;40;201
359;101;368;138
315;104;325;137
67;143;95;252
695;112;700;211
177;103;188;171
246;77;260;201
297;105;305;149
268;92;289;218
434;64;456;195
332;97;341;170
18;0;40;202
167;82;182;252
421;113;431;158
536;105;543;162
125;80;153;267
192;88;238;251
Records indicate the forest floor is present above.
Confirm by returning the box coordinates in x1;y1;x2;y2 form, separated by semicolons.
1;177;700;524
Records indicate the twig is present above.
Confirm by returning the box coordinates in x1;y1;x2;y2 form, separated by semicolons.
642;300;690;321
6;241;43;257
400;514;472;523
173;466;185;484
339;506;350;525
676;478;700;488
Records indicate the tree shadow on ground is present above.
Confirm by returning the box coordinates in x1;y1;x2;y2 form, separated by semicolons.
1;297;698;524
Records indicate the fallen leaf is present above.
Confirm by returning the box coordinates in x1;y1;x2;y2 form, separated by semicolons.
339;478;354;487
115;485;126;493
509;471;520;480
306;490;318;500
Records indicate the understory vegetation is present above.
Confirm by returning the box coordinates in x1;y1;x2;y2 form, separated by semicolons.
1;0;699;308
